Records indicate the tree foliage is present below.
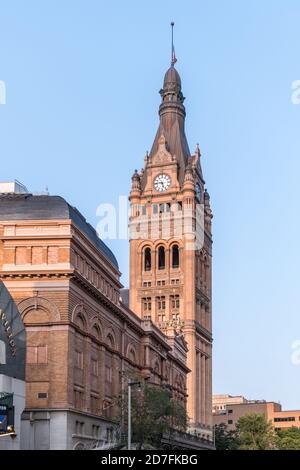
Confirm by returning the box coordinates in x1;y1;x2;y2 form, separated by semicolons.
214;423;238;450
276;426;300;450
117;380;188;449
236;413;276;450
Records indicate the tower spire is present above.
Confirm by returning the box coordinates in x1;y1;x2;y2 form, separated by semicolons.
171;22;177;66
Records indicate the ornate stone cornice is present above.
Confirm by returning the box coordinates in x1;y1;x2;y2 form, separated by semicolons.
0;270;73;280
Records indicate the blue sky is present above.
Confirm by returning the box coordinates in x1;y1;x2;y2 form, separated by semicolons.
1;0;300;409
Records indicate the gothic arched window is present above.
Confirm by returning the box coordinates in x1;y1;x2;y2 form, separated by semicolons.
158;246;165;270
172;244;179;269
144;247;151;271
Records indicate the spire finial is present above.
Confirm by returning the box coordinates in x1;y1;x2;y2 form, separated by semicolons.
171;22;177;67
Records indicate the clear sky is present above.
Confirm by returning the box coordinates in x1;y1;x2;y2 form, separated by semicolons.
1;0;300;409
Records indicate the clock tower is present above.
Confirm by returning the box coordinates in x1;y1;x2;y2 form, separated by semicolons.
129;63;213;435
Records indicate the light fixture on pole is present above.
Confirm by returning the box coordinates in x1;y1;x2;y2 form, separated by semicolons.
127;379;141;450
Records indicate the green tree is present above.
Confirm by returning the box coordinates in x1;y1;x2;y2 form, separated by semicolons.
214;423;238;450
236;413;276;450
276;427;300;450
117;380;188;449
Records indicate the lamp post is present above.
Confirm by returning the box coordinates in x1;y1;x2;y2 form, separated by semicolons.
127;380;141;450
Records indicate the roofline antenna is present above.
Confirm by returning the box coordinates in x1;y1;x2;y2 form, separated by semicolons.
171;22;177;67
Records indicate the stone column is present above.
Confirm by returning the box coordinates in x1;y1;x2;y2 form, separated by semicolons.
196;351;201;424
85;336;92;413
111;355;119;419
183;327;196;424
99;346;106;411
206;354;213;428
165;294;170;323
201;354;206;425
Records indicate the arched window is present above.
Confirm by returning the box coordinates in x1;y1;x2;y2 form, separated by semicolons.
158;246;165;270
144;247;151;271
172;244;179;268
106;333;115;349
129;348;136;363
92;324;102;341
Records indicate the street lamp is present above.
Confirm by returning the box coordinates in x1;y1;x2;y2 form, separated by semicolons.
127;380;141;450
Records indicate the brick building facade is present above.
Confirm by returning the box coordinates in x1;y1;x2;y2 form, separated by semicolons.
213;394;300;432
0;193;189;449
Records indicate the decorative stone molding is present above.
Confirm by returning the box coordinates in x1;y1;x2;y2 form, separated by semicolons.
90;317;103;340
152;135;172;164
72;303;89;332
105;328;116;350
126;342;138;363
18;296;61;323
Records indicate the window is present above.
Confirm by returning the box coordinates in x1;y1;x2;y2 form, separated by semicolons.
144;248;151;271
228;420;233;425
105;365;112;383
75;420;85;435
228;409;233;414
170;295;180;310
91;358;99;376
74;389;84;410
171;279;180;285
156;296;166;311
106;427;114;442
172;245;180;268
143;281;151;287
91;395;100;415
92;425;100;438
172;312;180;322
157;313;166;323
142;297;152;313
26;346;47;364
158;246;165;270
274;417;296;422
132;204;140;217
129;349;136;363
75;350;83;369
157;280;166;286
186;198;192;208
157;296;166;323
153;204;158;214
141;205;147;216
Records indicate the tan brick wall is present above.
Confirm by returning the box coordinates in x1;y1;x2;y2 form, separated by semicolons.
0;216;188;423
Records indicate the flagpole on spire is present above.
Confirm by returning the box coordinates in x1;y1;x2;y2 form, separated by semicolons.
171;21;177;66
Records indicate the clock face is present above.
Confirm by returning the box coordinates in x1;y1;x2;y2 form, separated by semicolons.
154;174;171;192
195;183;201;202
